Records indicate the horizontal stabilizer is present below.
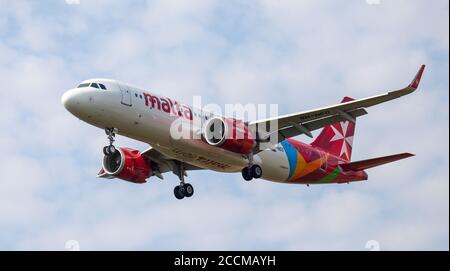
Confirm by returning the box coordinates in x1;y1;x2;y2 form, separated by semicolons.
340;153;414;171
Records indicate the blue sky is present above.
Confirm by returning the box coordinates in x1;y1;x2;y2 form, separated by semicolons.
0;0;448;250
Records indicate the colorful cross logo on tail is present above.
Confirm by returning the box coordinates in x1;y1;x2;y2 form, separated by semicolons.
330;121;354;160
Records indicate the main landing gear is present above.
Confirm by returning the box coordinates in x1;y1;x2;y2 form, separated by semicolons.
241;153;262;181
241;164;262;181
173;161;194;200
103;128;117;156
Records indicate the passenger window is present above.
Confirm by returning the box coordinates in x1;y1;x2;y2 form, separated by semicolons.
91;83;99;88
99;83;107;90
77;83;90;88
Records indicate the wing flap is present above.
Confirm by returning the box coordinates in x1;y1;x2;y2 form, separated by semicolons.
140;147;204;174
250;65;425;144
261;108;367;141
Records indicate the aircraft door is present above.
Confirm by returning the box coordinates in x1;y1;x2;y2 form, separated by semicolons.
119;84;132;106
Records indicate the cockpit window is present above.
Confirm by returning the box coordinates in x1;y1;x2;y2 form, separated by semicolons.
77;83;90;88
90;83;99;89
99;83;107;90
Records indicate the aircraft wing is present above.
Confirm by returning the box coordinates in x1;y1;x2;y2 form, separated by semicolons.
250;65;425;144
140;147;204;179
97;147;203;180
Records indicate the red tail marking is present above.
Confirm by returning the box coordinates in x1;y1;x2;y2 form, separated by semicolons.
310;97;356;161
408;65;426;90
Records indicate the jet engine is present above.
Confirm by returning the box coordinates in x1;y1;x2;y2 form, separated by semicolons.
101;147;152;183
203;117;255;155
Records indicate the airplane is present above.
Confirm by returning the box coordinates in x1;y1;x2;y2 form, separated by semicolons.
61;65;425;199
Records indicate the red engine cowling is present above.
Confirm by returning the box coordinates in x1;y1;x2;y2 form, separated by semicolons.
203;117;255;155
102;147;151;183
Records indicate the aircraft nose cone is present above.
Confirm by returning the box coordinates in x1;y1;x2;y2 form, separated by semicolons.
62;88;82;114
61;90;71;109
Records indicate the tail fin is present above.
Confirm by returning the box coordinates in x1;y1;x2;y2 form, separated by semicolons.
310;96;356;161
340;153;414;171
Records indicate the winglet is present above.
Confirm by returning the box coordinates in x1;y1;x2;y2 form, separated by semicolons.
408;64;426;90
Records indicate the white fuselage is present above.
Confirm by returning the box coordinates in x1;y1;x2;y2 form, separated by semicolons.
62;79;291;182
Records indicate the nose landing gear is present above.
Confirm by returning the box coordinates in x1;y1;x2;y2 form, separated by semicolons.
103;128;118;156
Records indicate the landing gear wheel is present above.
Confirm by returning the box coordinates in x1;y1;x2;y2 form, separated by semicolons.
184;183;194;197
174;185;185;200
103;128;117;156
173;162;194;199
242;168;253;181
107;145;116;154
250;165;262;179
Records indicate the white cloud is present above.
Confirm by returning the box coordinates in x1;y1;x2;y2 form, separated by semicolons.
0;0;448;250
